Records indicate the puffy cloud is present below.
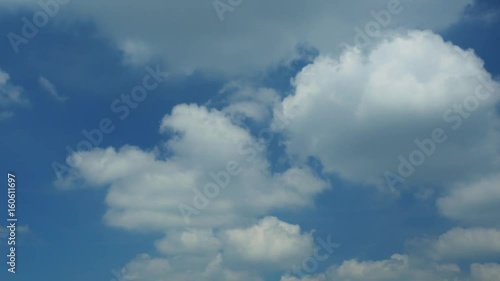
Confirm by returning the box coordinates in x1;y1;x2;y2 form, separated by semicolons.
59;104;328;232
2;0;473;74
223;216;314;270
55;101;326;280
471;263;500;281
118;253;263;281
276;30;500;189
438;173;500;227
155;228;222;256
281;257;500;281
121;217;313;280
155;217;316;267
0;69;28;119
117;254;172;281
422;228;500;262
281;276;326;281
279;226;500;281
218;83;281;123
281;254;462;281
327;254;460;281
57;145;159;188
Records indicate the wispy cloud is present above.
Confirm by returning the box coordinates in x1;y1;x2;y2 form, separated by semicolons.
39;76;68;102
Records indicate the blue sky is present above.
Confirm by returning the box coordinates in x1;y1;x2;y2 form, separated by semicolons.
1;1;500;280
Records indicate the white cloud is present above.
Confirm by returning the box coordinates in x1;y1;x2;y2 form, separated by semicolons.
327;228;500;281
57;101;327;279
438;173;500;227
2;0;473;75
155;228;222;256
423;228;500;262
327;254;460;281
276;30;500;189
223;216;314;270
219;83;281;123
4;1;499;280
119;39;154;66
118;253;264;281
471;263;500;281
121;217;313;280
117;254;172;281
0;69;28;119
282;257;500;281
281;254;462;281
39;76;67;102
59;104;328;231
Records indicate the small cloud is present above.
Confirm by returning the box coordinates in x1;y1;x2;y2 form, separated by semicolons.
17;225;30;234
0;71;28;106
480;10;499;23
464;4;500;25
0;69;29;119
0;111;13;120
39;76;68;102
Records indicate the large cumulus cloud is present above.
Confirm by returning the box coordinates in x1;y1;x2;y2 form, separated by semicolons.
276;30;500;189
